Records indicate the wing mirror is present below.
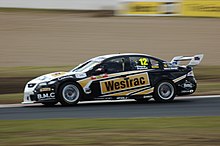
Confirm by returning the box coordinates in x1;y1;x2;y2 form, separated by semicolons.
93;67;106;75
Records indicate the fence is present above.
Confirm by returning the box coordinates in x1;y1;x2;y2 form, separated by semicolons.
0;0;220;17
0;0;117;10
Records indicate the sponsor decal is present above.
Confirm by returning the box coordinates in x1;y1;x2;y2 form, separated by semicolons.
151;65;159;69
58;76;73;81
182;0;220;17
91;74;108;80
143;95;153;98
139;58;148;66
75;73;87;79
164;67;178;70
100;73;149;94
39;88;51;92
94;97;113;100
181;90;194;93
37;92;55;99
51;72;67;77
183;83;193;88
77;70;150;95
104;77;145;91
181;81;195;89
136;65;148;70
117;1;181;16
116;97;129;100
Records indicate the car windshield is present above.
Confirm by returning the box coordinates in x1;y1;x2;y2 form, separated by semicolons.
70;60;101;73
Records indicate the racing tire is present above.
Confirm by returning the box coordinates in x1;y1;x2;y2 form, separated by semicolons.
42;102;58;107
153;80;176;102
59;82;82;106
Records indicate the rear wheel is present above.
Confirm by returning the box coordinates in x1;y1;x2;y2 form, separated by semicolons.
59;82;82;106
153;80;176;102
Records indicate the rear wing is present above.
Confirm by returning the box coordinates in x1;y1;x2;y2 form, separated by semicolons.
171;54;204;67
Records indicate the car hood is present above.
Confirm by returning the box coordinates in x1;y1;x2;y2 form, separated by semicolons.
28;71;87;84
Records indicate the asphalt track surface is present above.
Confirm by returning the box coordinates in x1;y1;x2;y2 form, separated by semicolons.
0;95;219;120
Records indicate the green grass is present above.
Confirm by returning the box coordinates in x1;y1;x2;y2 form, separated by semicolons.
196;82;220;95
194;66;220;80
0;93;23;104
0;66;73;77
0;117;219;145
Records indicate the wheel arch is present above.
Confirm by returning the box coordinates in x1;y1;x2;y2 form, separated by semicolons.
152;77;177;96
56;79;84;98
153;77;176;87
153;78;177;102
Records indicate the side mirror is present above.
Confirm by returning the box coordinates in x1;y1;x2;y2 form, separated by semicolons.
93;67;106;75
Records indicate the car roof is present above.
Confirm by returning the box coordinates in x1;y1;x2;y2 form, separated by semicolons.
101;53;150;58
91;53;163;62
92;53;150;60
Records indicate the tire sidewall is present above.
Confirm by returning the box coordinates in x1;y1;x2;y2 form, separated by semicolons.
59;82;82;106
154;80;176;102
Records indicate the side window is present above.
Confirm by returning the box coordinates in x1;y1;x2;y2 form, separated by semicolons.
102;57;125;74
129;56;150;70
149;58;160;69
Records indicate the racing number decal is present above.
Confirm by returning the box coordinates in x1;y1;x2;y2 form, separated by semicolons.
139;58;148;66
100;73;150;94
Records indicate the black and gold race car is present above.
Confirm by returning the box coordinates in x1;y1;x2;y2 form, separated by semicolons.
23;53;203;106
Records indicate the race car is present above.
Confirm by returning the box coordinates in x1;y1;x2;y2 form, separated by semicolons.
23;53;203;106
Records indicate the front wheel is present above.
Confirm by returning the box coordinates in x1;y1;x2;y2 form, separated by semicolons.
153;81;176;102
59;82;82;106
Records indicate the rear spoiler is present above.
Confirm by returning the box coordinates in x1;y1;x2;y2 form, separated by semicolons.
171;54;204;67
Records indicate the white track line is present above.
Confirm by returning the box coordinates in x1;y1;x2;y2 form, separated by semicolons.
0;95;220;108
177;95;220;99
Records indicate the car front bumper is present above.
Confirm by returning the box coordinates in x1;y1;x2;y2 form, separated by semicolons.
22;82;57;104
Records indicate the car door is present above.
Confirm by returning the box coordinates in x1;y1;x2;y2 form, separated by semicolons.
90;55;152;98
88;56;128;98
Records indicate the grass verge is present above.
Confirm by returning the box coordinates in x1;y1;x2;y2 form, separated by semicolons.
0;93;23;104
0;66;73;78
0;117;219;145
196;82;220;95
